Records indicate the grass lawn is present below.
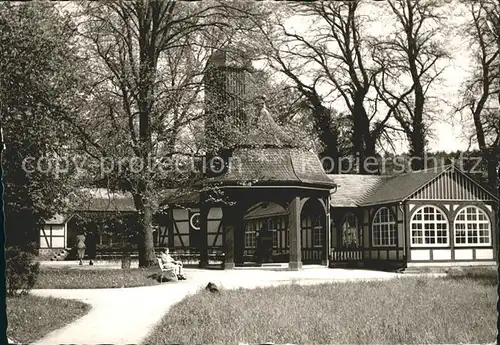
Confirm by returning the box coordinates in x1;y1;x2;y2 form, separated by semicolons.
144;272;497;344
35;268;163;289
7;295;90;343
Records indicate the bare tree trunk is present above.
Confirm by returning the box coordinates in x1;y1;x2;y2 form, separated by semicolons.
410;122;426;171
133;190;156;268
138;204;156;267
486;153;498;190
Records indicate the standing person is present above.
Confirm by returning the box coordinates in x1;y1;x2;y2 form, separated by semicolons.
159;248;186;280
76;232;86;265
86;231;97;266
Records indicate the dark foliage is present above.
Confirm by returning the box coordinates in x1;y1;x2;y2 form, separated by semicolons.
6;246;40;297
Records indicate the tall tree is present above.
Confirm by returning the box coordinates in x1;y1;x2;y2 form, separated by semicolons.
372;0;450;170
69;1;258;267
456;0;499;190
0;2;81;250
256;1;391;173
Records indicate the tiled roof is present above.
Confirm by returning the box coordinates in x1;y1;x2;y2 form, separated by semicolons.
70;188;137;212
70;188;202;212
327;174;387;207
165;190;200;206
68;165;488;213
206;147;335;188
328;165;453;207
359;165;450;206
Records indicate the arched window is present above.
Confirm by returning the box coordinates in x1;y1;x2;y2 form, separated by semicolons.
410;206;449;247
341;213;358;248
454;206;491;246
372;207;396;246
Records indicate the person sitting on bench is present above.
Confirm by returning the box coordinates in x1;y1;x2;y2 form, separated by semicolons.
159;248;186;280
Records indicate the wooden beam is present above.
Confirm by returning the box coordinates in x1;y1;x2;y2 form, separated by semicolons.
288;196;302;270
223;205;235;269
199;203;209;268
324;196;331;267
235;204;246;266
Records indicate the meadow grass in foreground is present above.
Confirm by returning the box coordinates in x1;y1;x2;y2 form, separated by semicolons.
35;268;161;289
144;275;497;344
7;295;90;343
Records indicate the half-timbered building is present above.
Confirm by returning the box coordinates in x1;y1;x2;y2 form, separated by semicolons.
39;164;498;269
329;165;498;269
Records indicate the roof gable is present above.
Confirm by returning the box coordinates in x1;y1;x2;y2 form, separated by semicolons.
408;167;498;201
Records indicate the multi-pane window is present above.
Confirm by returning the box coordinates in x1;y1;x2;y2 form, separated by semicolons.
245;222;257;248
246;217;286;249
342;213;358;248
411;206;449;246
454;206;491;246
313;215;324;247
372;207;396;246
269;218;279;248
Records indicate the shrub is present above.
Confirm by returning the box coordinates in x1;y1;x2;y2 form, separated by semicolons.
6;246;40;297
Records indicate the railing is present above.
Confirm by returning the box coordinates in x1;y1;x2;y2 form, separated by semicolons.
170;249;225;264
74;247;225;263
302;248;323;262
330;249;363;262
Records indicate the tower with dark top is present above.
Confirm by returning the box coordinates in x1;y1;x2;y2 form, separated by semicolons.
204;49;248;153
200;49;336;270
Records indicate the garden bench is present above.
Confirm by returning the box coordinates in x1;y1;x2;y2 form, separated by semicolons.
157;257;177;282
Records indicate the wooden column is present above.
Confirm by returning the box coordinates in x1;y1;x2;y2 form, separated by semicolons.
288;196;302;270
223;205;235;269
234;203;246;266
323;197;331;267
199;203;209;268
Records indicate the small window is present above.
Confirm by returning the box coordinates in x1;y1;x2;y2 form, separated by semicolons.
454;206;491;246
269;218;284;248
100;233;113;246
341;213;358;248
312;215;324;248
245;221;257;248
272;229;279;248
